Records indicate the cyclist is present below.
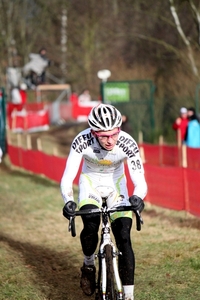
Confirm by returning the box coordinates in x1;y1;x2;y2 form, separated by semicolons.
61;103;147;300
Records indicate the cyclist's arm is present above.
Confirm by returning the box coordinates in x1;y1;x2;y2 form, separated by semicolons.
126;149;147;200
60;146;83;203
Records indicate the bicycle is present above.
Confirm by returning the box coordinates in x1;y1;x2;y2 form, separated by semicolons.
68;197;143;300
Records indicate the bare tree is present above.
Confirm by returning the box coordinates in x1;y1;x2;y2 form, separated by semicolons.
169;0;199;77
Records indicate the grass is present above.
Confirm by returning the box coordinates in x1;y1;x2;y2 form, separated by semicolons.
0;158;200;299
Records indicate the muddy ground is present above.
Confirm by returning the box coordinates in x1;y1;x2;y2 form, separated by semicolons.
4;122;200;300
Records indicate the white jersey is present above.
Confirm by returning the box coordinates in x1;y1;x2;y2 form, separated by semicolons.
60;128;147;207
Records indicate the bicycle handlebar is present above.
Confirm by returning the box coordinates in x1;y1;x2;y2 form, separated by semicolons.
68;205;143;237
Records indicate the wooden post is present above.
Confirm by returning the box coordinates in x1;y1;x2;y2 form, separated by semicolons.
37;138;42;151
182;144;187;168
26;134;32;150
53;146;58;157
140;147;146;163
177;129;182;166
159;135;163;165
17;133;22;148
138;131;143;144
12;109;17;131
159;135;163;145
183;157;190;224
7;129;11;145
138;131;145;163
177;129;181;148
17;133;22;167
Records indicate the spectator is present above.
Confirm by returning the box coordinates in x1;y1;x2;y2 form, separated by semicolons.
11;83;27;105
78;89;92;104
23;47;50;88
37;47;50;84
121;115;132;134
11;87;21;104
172;107;188;144
185;107;200;148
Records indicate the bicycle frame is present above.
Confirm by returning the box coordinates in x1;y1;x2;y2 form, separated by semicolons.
97;204;123;299
68;203;143;300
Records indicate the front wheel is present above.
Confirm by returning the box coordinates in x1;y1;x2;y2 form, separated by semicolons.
105;244;115;300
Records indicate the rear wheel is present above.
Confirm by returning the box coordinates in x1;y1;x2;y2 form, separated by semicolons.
105;244;115;300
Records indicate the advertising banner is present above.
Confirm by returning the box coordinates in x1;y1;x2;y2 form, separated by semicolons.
103;82;130;103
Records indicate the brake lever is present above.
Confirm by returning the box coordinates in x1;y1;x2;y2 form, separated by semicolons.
135;210;143;231
137;210;144;224
68;216;76;237
68;216;72;232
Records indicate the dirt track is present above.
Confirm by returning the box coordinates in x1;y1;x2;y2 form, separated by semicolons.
5;122;200;300
1;156;200;300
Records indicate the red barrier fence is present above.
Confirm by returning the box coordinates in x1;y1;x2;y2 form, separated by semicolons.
7;145;81;186
7;102;49;132
7;143;200;218
141;143;200;169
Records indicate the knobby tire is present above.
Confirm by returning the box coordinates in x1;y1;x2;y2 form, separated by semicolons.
105;244;115;300
95;254;102;300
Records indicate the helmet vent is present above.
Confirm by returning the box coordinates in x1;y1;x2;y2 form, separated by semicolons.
88;104;122;131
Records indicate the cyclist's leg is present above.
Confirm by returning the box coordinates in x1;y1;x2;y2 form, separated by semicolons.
105;174;135;285
78;173;102;257
111;217;135;300
78;173;102;296
79;205;100;296
80;204;101;257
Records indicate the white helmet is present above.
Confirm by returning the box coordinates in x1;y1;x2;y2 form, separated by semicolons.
88;103;122;131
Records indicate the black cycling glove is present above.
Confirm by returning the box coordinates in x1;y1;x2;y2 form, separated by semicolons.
129;195;145;213
63;201;77;220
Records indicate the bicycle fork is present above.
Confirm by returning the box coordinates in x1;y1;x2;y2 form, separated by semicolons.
99;229;123;299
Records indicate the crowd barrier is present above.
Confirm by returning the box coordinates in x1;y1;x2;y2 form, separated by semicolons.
141;143;200;170
7;103;49;132
7;143;200;218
